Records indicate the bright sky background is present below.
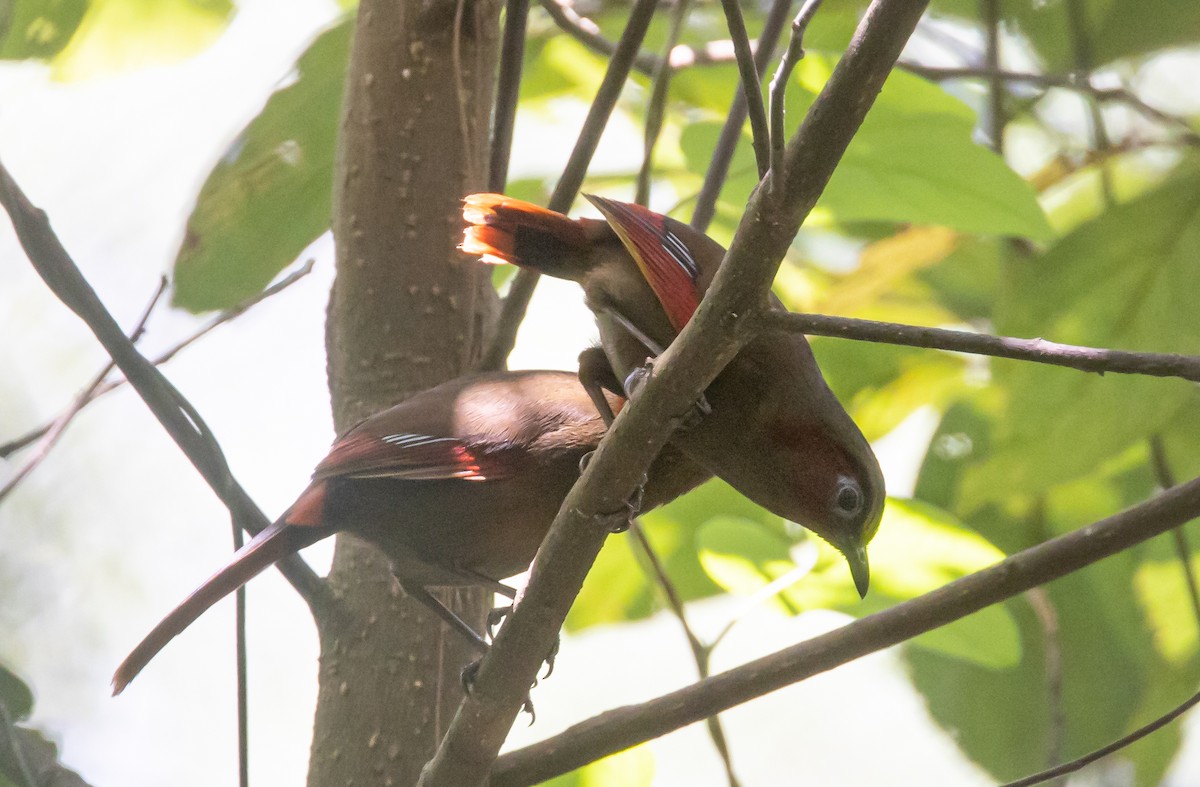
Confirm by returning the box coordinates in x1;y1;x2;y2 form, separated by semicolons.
2;1;1199;785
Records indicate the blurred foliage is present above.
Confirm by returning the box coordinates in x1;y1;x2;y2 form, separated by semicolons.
5;0;1200;783
0;664;31;722
0;0;232;79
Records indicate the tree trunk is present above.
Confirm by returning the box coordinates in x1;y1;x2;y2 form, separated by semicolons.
309;0;502;783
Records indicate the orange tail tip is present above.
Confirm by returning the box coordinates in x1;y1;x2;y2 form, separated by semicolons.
460;193;589;272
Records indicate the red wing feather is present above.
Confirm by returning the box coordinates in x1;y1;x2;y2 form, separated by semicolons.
584;195;701;331
461;193;588;272
313;432;492;482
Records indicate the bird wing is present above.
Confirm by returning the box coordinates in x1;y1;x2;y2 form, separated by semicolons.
313;431;494;482
584;195;702;332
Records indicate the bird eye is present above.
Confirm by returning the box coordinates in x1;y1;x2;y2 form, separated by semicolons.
835;481;863;516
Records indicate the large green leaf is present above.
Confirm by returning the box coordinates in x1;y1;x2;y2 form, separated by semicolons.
172;19;350;312
0;0;87;60
544;745;654;787
962;174;1200;505
0;664;32;721
51;0;231;80
680;56;1052;240
791;498;1020;668
934;0;1200;70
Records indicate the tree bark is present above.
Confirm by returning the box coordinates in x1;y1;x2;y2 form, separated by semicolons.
309;0;501;784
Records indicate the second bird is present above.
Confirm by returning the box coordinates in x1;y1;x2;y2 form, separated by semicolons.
463;194;885;596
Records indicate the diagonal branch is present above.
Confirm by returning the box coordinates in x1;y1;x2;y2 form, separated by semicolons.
0;163;330;612
0;279;165;502
489;0;531;192
691;0;793;232
420;2;932;784
718;0;770;178
493;471;1200;785
479;0;660;371
1;260;314;460
757;310;1200;383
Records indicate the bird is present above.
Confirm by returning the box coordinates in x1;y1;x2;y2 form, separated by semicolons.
112;369;711;694
462;193;885;597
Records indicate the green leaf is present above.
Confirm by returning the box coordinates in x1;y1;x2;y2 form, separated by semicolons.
696;515;808;613
567;479;771;631
172;19;349;312
0;664;32;721
791;498;1020;668
680;57;1052;240
51;0;232;80
543;745;655;787
0;0;87;61
963;174;1200;504
935;0;1200;70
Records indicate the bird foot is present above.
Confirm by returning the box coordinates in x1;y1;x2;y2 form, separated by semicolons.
580;451;647;533
487;604;512;638
624;359;711;430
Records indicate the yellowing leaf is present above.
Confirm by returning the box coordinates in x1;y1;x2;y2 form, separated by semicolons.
52;0;232;81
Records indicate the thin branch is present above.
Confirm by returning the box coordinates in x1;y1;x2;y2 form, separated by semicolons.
980;0;1005;153
0;164;330;613
1150;436;1200;630
422;1;931;783
478;0;660;371
635;0;692;206
1025;587;1065;775
758;310;1200;383
1001;687;1200;787
537;0;750;76
630;523;740;787
0;278;165;502
1065;0;1114;203
490;0;530;192
1;260;314;460
691;0;794;232
767;0;824;189
718;0;770;178
492;472;1200;785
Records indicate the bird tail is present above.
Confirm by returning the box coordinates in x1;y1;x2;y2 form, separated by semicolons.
112;511;331;695
461;193;599;280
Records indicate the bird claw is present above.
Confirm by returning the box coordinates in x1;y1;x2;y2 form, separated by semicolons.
595;472;646;533
624;359;711;431
487;604;512;638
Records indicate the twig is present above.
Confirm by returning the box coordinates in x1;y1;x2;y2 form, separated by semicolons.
629;523;740;787
478;0;660;371
490;0;531;192
492;472;1200;784
691;0;793;232
897;63;1200;143
634;0;692;206
0;278;165;502
1026;586;1065;776
1150;436;1200;630
0;163;330;612
980;0;1005;153
1001;687;1200;787
537;0;750;76
1065;0;1114;203
767;0;824;189
1;260;315;460
757;310;1200;383
421;1;932;783
718;0;769;178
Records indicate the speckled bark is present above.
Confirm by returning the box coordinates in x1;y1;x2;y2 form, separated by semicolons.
309;0;502;784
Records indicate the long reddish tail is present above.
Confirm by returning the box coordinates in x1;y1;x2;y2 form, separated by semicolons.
461;193;600;279
112;516;331;694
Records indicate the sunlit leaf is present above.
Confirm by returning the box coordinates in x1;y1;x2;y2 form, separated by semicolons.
544;744;655;787
0;0;86;61
696;516;809;613
172;19;349;311
51;0;232;81
790;498;1019;668
963;173;1200;505
680;58;1051;240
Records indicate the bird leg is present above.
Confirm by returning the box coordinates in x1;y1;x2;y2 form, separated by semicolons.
394;579;491;656
598;307;712;427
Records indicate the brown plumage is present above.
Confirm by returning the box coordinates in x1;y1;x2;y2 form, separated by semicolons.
463;194;885;596
112;370;710;694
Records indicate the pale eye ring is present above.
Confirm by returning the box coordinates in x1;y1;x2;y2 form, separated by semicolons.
835;481;863;516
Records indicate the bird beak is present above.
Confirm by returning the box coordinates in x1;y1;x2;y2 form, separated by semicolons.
841;542;870;599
